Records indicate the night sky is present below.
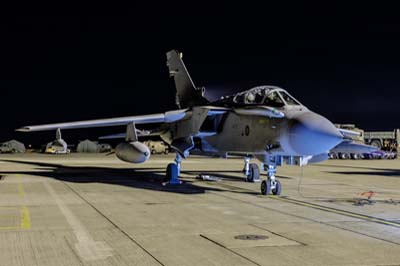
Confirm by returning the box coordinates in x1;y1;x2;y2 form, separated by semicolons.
1;3;400;146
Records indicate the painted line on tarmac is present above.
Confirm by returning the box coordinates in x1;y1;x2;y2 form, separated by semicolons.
0;176;31;230
62;181;166;266
268;196;400;229
208;186;400;246
17;182;25;197
204;181;400;229
17;176;31;229
20;206;31;229
43;181;113;261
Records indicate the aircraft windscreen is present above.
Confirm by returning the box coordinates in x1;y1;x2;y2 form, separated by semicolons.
244;90;265;104
264;91;285;108
279;91;300;105
232;87;298;107
233;87;268;105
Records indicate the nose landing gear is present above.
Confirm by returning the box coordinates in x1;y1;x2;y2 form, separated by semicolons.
261;164;281;195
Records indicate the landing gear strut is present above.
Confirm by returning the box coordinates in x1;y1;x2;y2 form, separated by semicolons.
163;153;183;185
261;164;281;195
243;157;260;183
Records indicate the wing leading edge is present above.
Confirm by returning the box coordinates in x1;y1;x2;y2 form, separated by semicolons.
17;110;187;132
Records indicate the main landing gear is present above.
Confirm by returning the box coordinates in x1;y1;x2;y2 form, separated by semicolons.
163;153;183;185
243;157;261;183
260;164;281;195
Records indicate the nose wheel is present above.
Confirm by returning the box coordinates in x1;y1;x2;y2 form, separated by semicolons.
261;180;271;195
260;164;282;195
261;180;281;195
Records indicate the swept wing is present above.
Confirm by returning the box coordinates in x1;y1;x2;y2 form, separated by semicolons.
17;110;187;132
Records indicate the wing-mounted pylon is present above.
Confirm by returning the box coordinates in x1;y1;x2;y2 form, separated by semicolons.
99;129;153;140
56;128;62;140
126;122;138;142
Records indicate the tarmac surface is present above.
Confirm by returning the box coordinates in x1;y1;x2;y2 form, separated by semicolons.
0;153;400;266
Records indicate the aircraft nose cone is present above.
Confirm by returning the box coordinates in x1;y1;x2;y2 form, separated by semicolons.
289;112;343;155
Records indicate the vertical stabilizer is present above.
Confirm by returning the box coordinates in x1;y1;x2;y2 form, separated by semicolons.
166;50;208;108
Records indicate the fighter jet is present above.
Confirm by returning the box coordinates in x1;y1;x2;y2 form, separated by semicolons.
44;128;70;154
17;50;370;195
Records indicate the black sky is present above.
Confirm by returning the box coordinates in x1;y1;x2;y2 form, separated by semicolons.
1;2;400;145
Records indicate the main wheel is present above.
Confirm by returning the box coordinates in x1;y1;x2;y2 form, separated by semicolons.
246;163;260;182
165;163;178;182
261;180;271;195
272;180;282;195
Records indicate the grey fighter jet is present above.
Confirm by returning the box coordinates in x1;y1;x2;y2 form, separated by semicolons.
17;50;369;195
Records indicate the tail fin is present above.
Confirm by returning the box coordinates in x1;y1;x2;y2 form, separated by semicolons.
166;50;208;108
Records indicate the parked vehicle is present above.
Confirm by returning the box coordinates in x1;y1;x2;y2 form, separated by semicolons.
0;140;26;153
364;129;399;153
331;125;398;159
144;141;169;155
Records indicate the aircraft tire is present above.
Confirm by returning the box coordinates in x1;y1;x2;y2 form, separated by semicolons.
272;180;282;195
261;180;271;195
166;163;178;182
246;163;260;182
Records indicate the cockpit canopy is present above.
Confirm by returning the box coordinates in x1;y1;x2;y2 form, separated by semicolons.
231;86;301;107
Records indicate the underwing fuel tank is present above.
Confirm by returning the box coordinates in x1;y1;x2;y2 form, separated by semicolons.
331;140;379;154
115;142;150;163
